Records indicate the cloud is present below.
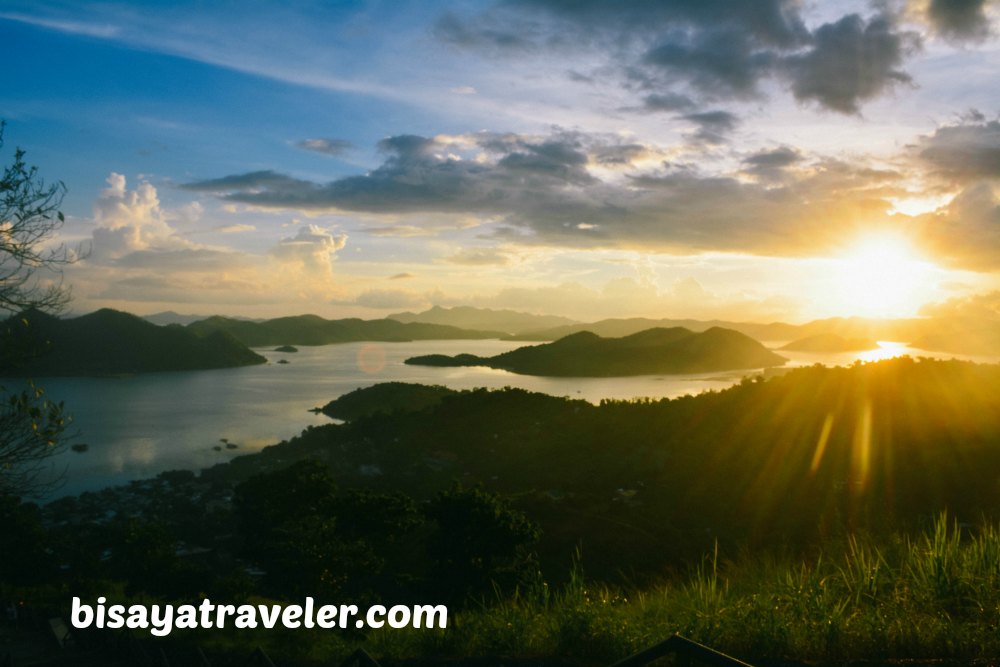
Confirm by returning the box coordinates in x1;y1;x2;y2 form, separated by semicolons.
446;247;513;266
642;27;778;100
635;92;697;113
485;276;798;322
90;173;190;260
438;1;924;114
216;223;257;233
346;288;427;310
297;137;353;156
925;0;992;42
681;110;740;144
182;170;310;193
783;14;918;114
270;224;348;275
913;115;1000;183
0;12;121;38
916;182;1000;271
183;130;909;258
742;146;804;181
389;272;415;280
66;174;352;312
920;288;1000;319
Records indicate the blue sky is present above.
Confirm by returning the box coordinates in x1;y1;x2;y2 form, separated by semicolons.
2;1;1000;322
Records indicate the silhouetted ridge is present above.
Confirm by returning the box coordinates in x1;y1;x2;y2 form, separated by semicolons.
779;333;877;352
187;314;504;346
0;308;266;376
406;326;785;376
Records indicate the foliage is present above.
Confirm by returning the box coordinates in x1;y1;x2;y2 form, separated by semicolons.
425;483;541;602
234;461;425;602
0;122;71;316
0;123;74;497
0;382;69;496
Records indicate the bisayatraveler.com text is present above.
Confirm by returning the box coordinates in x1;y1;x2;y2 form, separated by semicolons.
71;597;448;637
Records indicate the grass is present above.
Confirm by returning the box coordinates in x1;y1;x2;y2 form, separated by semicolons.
361;514;1000;665
30;514;1000;665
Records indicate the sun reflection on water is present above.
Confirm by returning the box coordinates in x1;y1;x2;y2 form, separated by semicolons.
858;341;908;363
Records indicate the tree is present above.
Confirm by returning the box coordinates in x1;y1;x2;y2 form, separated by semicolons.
0;122;71;316
425;484;541;603
0;122;74;497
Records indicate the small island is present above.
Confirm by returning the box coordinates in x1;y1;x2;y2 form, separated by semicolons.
274;345;299;353
779;333;878;352
406;327;786;377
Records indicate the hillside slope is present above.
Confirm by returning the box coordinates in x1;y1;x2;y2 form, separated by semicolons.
1;309;266;376
406;326;786;376
187;314;503;346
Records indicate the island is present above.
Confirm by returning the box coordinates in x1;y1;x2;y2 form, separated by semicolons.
0;308;266;376
274;345;299;353
405;326;786;376
779;333;878;352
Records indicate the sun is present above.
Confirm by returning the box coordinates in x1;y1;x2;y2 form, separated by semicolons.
831;234;935;319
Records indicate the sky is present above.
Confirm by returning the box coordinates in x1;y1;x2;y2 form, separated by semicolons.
2;0;1000;323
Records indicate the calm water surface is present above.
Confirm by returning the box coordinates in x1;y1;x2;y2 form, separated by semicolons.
24;339;996;498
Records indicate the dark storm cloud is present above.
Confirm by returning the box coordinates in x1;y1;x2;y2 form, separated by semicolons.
184;131;906;257
297;138;353;156
914;117;1000;182
783;14;918;114
437;0;924;115
926;0;991;41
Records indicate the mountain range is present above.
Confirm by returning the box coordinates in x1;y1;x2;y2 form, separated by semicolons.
391;306;1000;355
406;326;787;376
388;305;576;335
1;309;266;376
185;314;503;346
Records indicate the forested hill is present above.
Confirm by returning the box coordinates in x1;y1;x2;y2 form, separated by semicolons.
205;357;1000;579
0;308;266;376
186;314;503;346
406;326;786;376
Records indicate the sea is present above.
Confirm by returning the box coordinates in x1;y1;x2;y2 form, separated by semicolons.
13;338;998;499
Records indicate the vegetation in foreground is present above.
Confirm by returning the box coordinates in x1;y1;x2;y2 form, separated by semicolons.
5;357;1000;664
18;515;1000;666
365;515;1000;665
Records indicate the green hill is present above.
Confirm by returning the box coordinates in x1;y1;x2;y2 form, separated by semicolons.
186;314;503;346
406;326;786;376
0;308;266;376
320;382;457;421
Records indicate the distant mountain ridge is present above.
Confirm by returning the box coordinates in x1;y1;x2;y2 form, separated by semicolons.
186;314;504;347
406;326;787;376
142;311;264;327
506;314;1000;348
388;305;577;335
1;309;266;376
779;333;878;352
